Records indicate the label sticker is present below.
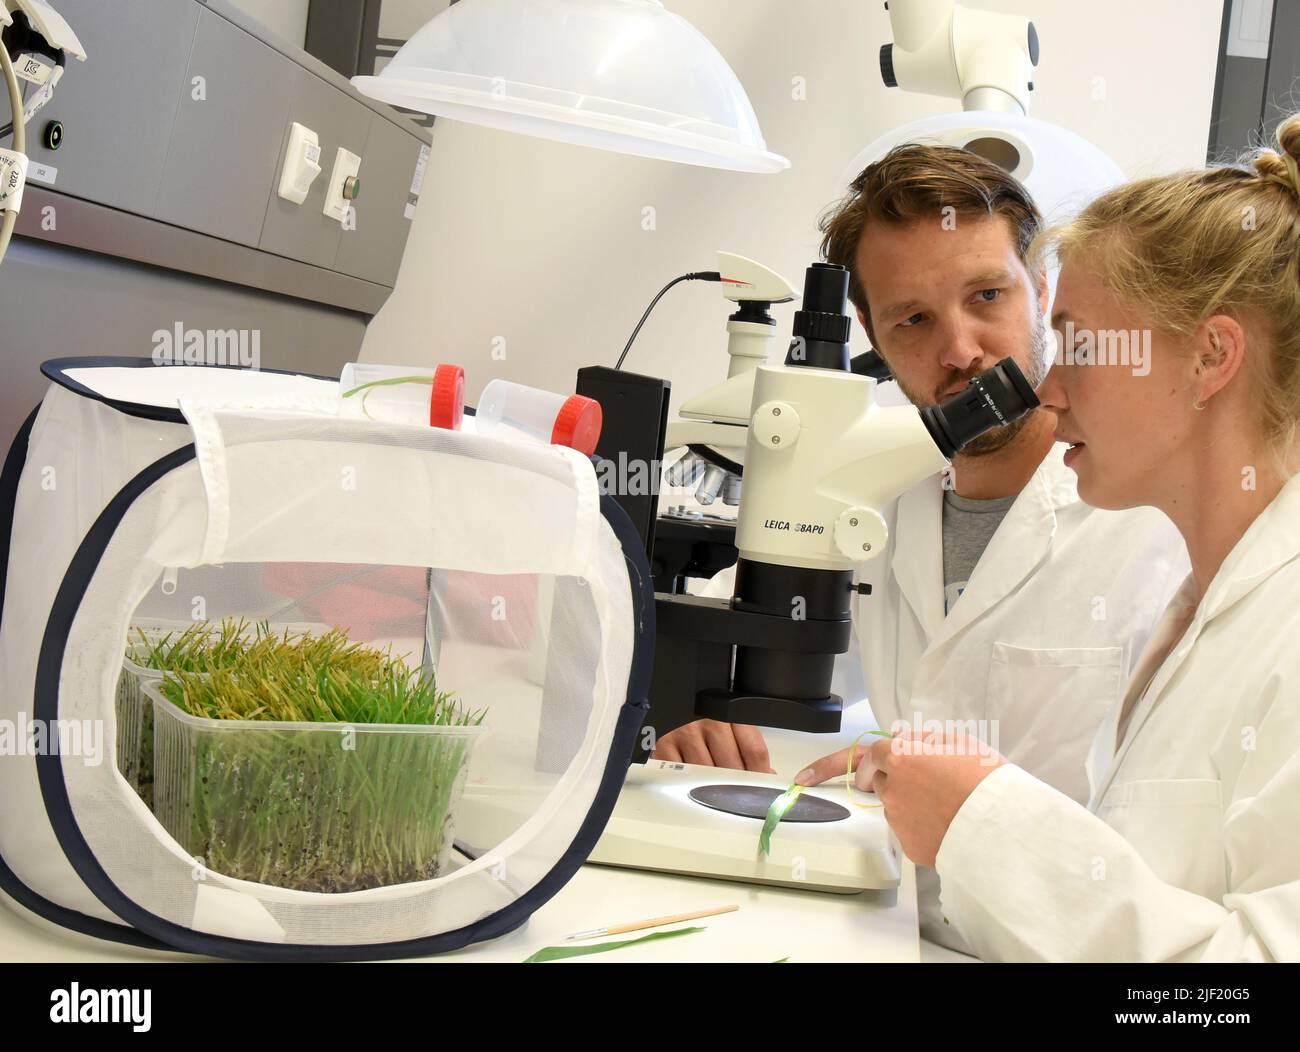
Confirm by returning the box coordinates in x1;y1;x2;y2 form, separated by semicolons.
16;54;53;86
23;77;57;123
28;162;58;186
0;149;29;212
410;143;430;196
404;144;430;221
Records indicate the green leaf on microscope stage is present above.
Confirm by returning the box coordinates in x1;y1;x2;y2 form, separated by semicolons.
523;926;706;963
758;783;804;856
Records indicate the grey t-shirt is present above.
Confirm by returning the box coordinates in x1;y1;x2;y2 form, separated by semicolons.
942;490;1017;614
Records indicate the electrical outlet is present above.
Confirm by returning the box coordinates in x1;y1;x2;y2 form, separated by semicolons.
323;146;362;224
278;122;322;205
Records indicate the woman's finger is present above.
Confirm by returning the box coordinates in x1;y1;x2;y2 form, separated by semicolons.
794;744;868;786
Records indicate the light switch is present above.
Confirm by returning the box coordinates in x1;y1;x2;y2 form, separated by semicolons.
278;122;321;205
323;146;362;224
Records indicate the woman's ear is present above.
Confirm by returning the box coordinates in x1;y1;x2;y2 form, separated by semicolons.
1197;314;1248;404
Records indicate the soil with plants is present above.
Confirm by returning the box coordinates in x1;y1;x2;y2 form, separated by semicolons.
122;619;483;893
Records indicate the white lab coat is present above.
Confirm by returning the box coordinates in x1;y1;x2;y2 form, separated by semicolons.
935;471;1300;962
698;442;1188;951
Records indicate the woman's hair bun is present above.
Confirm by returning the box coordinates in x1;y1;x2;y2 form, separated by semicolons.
1253;115;1300;198
1278;115;1300;166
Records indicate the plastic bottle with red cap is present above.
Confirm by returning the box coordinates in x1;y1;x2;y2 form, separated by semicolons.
475;379;603;456
338;362;465;429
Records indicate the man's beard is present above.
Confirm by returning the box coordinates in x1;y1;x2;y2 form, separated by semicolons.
892;312;1049;459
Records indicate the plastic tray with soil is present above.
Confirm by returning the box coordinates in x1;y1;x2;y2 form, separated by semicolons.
147;651;485;894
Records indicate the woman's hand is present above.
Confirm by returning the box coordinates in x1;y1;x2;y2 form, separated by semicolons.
795;732;1007;865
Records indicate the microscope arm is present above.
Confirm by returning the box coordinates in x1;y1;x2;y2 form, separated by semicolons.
881;0;1039;116
812;404;948;553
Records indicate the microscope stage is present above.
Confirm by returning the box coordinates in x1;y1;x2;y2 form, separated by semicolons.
588;759;901;892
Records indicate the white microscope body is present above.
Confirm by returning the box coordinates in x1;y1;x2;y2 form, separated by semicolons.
881;0;1038;115
737;365;945;572
663;251;796;495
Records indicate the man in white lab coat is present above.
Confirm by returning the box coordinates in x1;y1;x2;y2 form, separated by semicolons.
653;144;1187;954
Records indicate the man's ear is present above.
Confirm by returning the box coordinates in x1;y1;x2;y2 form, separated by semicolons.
856;307;881;351
1034;269;1050;318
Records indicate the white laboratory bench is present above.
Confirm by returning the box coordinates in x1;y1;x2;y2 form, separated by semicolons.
0;701;972;963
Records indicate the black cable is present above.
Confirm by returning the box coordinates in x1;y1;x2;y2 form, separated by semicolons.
614;271;722;370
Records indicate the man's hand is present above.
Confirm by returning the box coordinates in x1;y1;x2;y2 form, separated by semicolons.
652;719;775;773
795;732;1006;865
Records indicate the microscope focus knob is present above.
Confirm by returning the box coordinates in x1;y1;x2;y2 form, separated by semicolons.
835;507;889;561
753;400;800;449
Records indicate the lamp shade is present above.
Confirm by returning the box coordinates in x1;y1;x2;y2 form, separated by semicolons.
834;112;1126;403
352;0;789;173
836;111;1124;227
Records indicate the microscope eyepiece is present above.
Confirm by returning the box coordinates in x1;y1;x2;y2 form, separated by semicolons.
921;357;1041;459
785;263;852;371
802;262;850;315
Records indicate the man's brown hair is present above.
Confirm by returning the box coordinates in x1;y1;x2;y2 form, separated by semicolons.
819;144;1043;343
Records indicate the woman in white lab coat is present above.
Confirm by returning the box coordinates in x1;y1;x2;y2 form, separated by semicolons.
801;117;1300;961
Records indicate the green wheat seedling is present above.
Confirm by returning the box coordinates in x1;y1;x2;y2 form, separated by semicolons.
131;619;405;679
154;654;484;894
341;374;437;419
117;619;414;806
132;618;256;673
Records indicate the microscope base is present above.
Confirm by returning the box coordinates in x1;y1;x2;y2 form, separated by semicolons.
588;759;901;892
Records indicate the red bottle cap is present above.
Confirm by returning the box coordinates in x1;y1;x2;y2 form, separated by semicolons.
550;394;603;456
429;364;465;430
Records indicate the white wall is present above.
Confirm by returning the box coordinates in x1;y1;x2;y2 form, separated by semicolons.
376;0;448;40
361;0;1225;414
227;0;310;48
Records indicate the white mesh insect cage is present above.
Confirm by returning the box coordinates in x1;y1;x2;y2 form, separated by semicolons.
0;358;653;960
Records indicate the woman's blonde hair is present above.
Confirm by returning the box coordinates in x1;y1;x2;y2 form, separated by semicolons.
1035;115;1300;456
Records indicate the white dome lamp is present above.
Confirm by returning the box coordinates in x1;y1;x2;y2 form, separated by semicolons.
843;0;1125;222
838;111;1125;232
352;0;790;174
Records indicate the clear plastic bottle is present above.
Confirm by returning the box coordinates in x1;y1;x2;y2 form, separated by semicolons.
475;379;603;455
338;362;464;429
